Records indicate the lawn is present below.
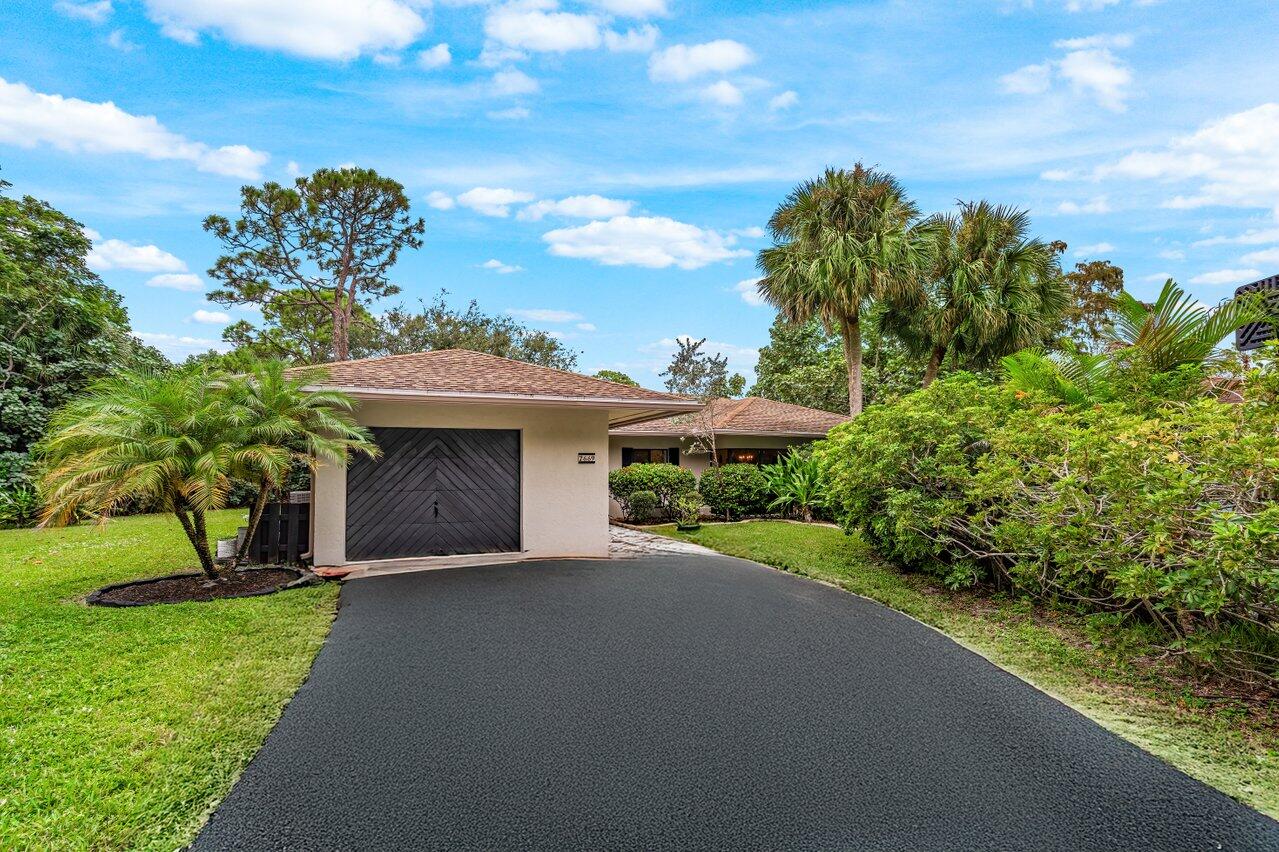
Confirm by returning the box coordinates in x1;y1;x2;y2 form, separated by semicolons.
0;509;338;850
656;520;1279;819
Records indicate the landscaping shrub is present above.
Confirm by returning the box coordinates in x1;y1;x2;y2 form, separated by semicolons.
608;463;696;520
816;370;1279;691
674;490;703;529
627;490;659;523
762;451;828;522
700;463;770;520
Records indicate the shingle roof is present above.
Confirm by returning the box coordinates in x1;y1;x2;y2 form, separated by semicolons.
610;396;850;436
291;349;695;405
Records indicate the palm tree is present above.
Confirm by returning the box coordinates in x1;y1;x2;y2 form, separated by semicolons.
37;369;240;578
220;360;377;567
885;201;1064;387
1108;278;1269;373
757;165;933;415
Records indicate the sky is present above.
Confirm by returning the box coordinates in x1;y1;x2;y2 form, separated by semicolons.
3;0;1279;389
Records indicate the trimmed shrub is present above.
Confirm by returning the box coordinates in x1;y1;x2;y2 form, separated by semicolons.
674;490;703;529
700;463;770;520
627;490;659;522
608;463;696;520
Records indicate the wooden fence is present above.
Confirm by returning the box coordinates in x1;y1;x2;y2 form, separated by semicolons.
249;502;310;566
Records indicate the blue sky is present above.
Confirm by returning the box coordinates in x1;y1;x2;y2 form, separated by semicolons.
3;0;1278;388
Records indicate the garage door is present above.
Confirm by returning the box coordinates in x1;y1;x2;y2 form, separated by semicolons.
345;427;520;560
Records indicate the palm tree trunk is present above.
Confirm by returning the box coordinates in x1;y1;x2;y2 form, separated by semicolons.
921;344;947;387
190;508;218;579
234;480;273;565
841;313;864;416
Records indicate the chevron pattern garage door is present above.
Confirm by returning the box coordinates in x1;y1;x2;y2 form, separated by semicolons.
345;427;521;560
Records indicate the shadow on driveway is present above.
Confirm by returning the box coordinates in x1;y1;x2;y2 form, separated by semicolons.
194;554;1279;851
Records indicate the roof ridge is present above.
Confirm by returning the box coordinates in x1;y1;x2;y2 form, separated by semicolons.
713;397;753;429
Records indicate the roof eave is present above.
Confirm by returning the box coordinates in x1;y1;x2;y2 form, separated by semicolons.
306;384;703;414
608;428;835;438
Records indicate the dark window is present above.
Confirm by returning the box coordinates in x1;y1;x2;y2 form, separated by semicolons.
715;448;782;466
624;448;671;464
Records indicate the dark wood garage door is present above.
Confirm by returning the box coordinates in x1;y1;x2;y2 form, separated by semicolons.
345;427;521;560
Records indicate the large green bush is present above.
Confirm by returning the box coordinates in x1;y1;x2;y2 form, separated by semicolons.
816;371;1279;690
700;463;770;520
608;463;696;521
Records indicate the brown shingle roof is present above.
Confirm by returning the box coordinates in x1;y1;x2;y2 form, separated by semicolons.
293;349;695;405
610;396;850;436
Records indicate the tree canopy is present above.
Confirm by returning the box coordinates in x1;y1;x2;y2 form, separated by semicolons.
593;369;639;387
661;337;745;400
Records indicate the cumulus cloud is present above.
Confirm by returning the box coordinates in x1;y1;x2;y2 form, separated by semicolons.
1073;241;1115;257
542;215;750;269
87;236;187;272
576;322;596;331
425;190;456;210
54;0;113;24
642;335;758;371
136;331;230;357
768;90;798;111
0;78;268;178
191;309;230;323
507;308;584;322
1240;247;1279;266
518;194;634;221
733;277;765;306
484;3;602;53
138;0;426;60
604;24;659;52
1056;196;1111;214
457;186;536;217
480;258;525;274
492;69;540;95
587;0;667;16
417;43;452;70
700;80;743;107
1189;268;1262;286
648;40;754;82
1193;227;1279;248
1001;33;1133;111
146;272;205;292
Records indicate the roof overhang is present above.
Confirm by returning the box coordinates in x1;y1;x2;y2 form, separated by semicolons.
608;428;832;439
307;385;703;427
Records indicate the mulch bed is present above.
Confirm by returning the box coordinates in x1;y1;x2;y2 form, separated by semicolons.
89;567;310;607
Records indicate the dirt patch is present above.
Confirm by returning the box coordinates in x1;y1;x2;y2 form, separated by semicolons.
89;568;307;607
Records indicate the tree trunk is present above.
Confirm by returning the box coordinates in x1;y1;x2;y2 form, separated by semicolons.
921;344;947;388
332;305;349;362
841;313;863;416
234;480;273;566
190;508;218;579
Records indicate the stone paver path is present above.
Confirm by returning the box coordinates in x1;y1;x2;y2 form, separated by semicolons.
608;524;716;558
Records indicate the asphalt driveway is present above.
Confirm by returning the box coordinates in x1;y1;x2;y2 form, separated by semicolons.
194;553;1279;851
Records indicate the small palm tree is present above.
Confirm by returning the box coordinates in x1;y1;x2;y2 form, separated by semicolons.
37;370;240;578
1108;279;1269;374
757;165;933;415
1002;348;1114;405
885;201;1064;386
220;360;377;568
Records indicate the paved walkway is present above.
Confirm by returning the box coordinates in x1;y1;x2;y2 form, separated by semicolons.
194;554;1279;851
608;523;717;557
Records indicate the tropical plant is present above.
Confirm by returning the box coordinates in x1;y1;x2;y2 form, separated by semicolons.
673;490;703;529
219;360;377;567
757;165;933;415
762;452;828;522
0;484;40;528
882;201;1065;387
699;463;770;520
1001;347;1113;406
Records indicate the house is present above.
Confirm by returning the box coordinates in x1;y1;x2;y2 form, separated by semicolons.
608;396;849;512
298;350;699;567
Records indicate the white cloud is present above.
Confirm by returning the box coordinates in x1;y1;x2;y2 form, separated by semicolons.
88;237;186;272
507;308;584;322
286;160;303;177
576;322;596;331
191;309;230;323
480;258;525;274
1158;248;1186;261
492;69;540;95
1240;247;1279;266
543;215;750;269
1065;0;1122;9
0;78;268;178
1096;103;1279;211
138;0;427;60
643;335;759;370
1193;227;1279;248
603;24;659;52
1073;241;1115;257
648;40;754;82
1001;34;1133;111
488;106;531;120
106;28;139;51
768;90;798;111
426;190;456;210
1040;168;1075;181
484;3;602;52
136;331;229;357
456;186;536;217
417;43;452;70
1141;272;1172;283
1056;196;1110;214
734;277;765;306
55;0;113;24
518;194;634;221
700;80;743;107
587;0;667;16
1189;268;1261;286
146;272;205;292
372;52;401;66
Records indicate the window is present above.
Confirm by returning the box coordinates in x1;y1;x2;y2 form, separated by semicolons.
621;447;682;466
715;448;782;466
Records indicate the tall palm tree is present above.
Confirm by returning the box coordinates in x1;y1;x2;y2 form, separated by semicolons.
220;360;377;567
757;165;932;415
885;201;1065;387
37;369;239;577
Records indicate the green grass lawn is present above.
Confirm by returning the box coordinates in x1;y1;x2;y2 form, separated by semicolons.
0;509;338;850
657;520;1279;819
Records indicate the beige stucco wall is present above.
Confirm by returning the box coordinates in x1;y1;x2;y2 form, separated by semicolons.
312;399;611;565
606;433;813;517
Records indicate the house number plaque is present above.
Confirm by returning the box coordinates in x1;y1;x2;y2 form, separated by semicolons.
577;452;596;464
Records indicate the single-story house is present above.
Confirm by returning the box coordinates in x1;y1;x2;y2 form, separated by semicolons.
608;396;849;515
298;350;699;567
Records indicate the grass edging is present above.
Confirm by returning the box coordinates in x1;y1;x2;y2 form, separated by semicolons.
653;520;1279;820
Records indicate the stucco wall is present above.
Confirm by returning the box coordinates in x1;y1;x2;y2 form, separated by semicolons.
313;400;610;565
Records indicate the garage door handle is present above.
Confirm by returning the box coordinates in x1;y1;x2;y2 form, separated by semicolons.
433;501;439;518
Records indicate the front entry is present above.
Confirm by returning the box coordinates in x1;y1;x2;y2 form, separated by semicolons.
345;427;521;560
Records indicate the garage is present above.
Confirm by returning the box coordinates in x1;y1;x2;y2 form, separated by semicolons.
345;427;521;560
